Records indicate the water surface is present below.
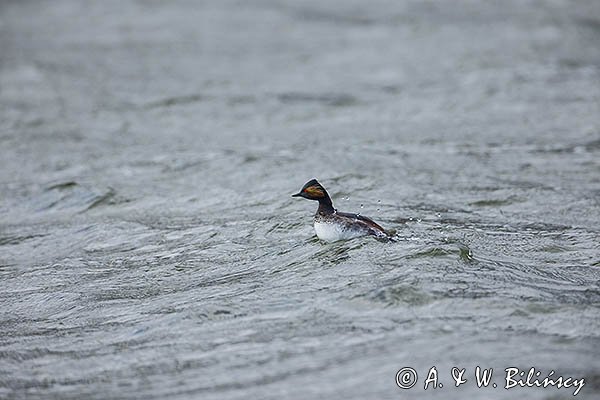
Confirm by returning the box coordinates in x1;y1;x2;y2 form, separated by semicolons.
1;1;599;399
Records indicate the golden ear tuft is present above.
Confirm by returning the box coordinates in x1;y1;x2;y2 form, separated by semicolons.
304;186;324;197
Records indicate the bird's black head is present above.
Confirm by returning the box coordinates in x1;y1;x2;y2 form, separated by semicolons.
292;179;328;200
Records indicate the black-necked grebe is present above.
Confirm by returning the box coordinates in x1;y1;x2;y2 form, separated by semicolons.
292;179;393;242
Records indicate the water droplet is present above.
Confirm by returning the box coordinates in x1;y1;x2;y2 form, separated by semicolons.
377;199;381;203
360;204;364;208
436;213;441;218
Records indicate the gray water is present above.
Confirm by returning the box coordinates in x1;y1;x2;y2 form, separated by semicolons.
1;1;600;399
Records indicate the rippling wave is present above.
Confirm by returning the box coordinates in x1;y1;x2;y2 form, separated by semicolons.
1;0;599;399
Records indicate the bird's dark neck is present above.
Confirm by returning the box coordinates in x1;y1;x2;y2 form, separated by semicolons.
317;194;335;215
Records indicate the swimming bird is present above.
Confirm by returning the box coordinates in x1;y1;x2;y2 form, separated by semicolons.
292;179;393;242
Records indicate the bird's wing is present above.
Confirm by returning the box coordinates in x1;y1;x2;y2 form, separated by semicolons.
336;211;386;233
